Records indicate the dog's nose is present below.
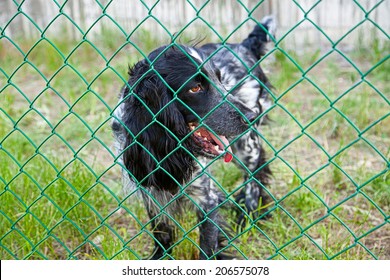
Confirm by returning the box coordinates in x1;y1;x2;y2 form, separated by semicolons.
241;111;257;125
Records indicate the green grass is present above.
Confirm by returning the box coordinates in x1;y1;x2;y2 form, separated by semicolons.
0;33;389;260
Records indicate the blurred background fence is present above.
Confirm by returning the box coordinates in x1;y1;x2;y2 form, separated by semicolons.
1;0;389;49
0;0;389;260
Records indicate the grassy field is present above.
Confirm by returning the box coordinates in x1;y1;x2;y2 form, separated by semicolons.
0;31;389;260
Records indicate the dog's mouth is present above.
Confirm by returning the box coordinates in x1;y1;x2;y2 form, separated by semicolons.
188;122;233;163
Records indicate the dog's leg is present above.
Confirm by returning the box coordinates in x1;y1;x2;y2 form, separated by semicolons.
147;219;174;260
141;189;174;260
233;130;271;227
188;174;233;260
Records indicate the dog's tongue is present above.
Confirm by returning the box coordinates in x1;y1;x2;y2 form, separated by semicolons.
224;152;233;163
209;134;233;163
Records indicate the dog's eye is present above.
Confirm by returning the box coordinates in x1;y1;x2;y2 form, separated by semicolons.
189;84;202;93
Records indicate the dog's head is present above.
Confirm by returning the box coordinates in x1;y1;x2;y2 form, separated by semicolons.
117;45;256;191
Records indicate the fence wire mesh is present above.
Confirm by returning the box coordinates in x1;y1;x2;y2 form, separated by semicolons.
0;0;389;260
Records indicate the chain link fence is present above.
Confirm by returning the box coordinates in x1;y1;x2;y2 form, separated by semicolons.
0;0;389;260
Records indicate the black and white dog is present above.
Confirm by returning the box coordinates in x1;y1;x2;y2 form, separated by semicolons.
112;16;275;259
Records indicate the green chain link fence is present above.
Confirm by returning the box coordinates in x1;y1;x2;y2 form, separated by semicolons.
0;0;389;260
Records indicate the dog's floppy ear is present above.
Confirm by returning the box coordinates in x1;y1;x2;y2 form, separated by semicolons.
121;60;196;191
